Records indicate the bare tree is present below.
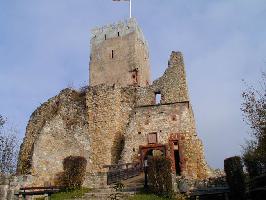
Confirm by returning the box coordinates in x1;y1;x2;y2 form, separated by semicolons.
241;72;266;138
241;72;266;175
0;115;5;128
0;115;19;175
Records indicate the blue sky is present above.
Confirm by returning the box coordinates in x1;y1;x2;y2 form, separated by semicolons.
0;0;265;169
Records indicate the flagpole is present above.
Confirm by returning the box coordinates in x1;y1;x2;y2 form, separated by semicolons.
129;0;132;18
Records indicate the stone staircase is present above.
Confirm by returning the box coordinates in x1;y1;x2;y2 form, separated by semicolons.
79;174;144;200
121;173;144;191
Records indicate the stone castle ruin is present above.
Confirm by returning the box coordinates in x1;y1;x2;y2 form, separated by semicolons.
17;18;210;187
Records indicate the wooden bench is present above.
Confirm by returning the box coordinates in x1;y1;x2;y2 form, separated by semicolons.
15;186;62;200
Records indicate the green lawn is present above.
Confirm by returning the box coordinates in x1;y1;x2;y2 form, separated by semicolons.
50;188;185;200
50;188;91;200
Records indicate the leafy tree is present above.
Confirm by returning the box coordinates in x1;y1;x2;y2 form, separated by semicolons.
0;115;19;175
241;72;266;175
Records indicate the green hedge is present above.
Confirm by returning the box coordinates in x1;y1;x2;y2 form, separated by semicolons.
147;156;173;198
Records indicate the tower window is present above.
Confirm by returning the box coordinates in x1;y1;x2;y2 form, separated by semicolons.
111;50;114;59
131;70;138;85
172;115;177;121
118;32;120;37
155;92;161;104
104;34;107;40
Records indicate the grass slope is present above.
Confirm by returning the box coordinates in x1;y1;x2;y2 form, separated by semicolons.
51;188;91;200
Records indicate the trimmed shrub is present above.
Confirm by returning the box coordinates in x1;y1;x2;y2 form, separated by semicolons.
224;156;246;200
147;156;173;198
62;156;87;189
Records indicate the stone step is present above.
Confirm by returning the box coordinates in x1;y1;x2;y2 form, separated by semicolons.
80;174;144;199
93;187;116;193
122;185;143;192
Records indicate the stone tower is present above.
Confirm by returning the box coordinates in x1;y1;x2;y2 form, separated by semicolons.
89;18;151;87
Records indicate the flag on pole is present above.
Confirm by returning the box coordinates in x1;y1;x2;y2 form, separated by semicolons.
113;0;132;18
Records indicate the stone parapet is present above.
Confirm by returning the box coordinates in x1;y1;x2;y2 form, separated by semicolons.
91;18;147;46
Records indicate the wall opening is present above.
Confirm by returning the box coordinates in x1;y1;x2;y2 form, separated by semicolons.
140;145;167;164
174;150;181;175
111;50;114;59
118;32;120;37
155;92;161;104
131;69;138;85
173;141;181;175
105;34;107;40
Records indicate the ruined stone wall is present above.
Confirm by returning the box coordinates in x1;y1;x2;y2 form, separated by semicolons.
89;18;150;87
121;102;191;162
136;51;189;106
121;103;208;178
0;174;36;200
17;50;210;187
121;51;209;179
86;85;136;173
17;89;90;186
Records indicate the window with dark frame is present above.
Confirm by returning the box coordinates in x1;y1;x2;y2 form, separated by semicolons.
148;132;157;144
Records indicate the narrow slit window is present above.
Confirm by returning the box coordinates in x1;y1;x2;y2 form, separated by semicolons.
118;32;120;37
155;92;161;104
104;34;107;40
111;50;114;59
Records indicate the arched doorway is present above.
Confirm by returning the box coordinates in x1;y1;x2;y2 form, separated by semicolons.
139;144;166;165
144;149;164;161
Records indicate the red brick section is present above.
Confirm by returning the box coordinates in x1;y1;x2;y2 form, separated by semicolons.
169;133;186;175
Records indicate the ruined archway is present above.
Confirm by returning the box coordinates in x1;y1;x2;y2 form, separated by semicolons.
139;144;166;165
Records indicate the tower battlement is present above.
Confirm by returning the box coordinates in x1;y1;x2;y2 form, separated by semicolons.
91;18;147;46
